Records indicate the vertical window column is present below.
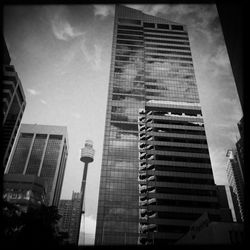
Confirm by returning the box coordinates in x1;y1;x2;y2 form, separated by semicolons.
37;134;49;176
23;134;36;174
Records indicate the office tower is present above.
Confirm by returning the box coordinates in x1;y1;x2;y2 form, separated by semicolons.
137;104;230;244
5;123;68;207
2;35;26;169
58;192;82;245
226;149;244;222
95;5;223;245
226;185;242;223
3;174;46;212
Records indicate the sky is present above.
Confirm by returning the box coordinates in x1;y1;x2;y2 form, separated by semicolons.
4;4;242;245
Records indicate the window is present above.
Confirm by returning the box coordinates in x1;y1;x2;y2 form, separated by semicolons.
118;25;143;31
17;85;24;104
143;22;155;28
157;23;169;29
118;18;141;25
172;25;184;31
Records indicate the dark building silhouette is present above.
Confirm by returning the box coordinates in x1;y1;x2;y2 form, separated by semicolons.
216;3;243;109
217;1;244;227
3;173;47;212
95;5;232;245
2;35;26;170
177;215;244;245
5;123;68;207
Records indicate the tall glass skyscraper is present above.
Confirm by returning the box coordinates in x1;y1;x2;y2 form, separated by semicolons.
95;5;225;245
2;35;26;170
5;123;69;207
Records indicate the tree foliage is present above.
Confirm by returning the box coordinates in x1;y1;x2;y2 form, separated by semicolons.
2;200;64;248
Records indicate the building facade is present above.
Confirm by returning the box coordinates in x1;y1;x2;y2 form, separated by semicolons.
2;35;26;170
3;174;46;212
95;5;225;245
235;117;244;181
226;149;244;222
5;123;68;207
58;192;81;245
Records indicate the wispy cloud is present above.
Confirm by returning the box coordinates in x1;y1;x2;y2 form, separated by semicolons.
93;44;102;70
51;17;85;41
40;99;47;105
27;88;40;96
72;112;81;119
80;40;102;70
93;5;114;19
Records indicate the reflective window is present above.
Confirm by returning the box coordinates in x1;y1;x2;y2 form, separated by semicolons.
118;18;141;25
8;133;33;174
40;135;62;204
26;134;47;175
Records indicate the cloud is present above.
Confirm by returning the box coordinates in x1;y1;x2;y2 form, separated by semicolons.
47;7;85;41
209;147;229;185
27;88;40;96
40;99;47;105
80;40;102;70
93;44;102;70
72;112;81;119
93;5;114;19
126;4;167;16
51;17;85;41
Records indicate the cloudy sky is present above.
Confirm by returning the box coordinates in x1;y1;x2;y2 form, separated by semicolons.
4;4;242;245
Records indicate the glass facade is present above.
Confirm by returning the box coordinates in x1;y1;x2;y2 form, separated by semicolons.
5;124;68;207
2;62;26;169
26;134;47;175
8;133;33;174
95;5;223;245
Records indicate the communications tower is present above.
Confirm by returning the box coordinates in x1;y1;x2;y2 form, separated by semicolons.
77;140;95;245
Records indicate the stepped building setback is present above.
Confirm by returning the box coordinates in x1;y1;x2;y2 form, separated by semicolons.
5;123;68;207
95;5;232;245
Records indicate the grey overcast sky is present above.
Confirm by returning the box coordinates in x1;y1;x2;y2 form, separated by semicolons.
4;4;242;245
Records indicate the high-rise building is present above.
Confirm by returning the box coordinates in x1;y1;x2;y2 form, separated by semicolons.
58;192;82;245
5;123;68;207
95;5;226;245
2;35;26;169
226;149;244;222
235;117;244;181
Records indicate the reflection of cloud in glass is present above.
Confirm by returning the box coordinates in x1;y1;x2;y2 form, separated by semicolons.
144;58;199;103
120;133;137;140
116;49;144;87
110;139;136;148
124;106;141;121
122;65;137;81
